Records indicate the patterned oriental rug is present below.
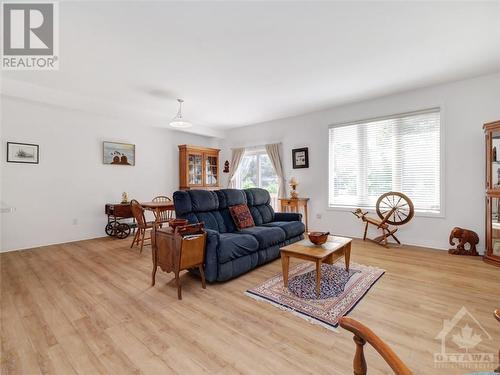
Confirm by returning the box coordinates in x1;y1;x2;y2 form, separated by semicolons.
245;261;384;330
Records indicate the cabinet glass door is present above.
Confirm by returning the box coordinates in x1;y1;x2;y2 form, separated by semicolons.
205;155;218;186
490;197;500;257
188;154;203;185
490;132;500;190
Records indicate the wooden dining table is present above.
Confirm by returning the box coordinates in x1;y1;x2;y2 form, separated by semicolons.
140;201;175;225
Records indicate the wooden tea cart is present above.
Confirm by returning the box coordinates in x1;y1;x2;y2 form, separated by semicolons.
104;203;136;239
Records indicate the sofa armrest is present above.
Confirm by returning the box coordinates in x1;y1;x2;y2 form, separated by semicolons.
203;229;220;282
274;212;303;222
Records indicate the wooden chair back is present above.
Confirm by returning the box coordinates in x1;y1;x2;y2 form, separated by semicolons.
339;317;413;375
130;199;147;229
152;195;173;223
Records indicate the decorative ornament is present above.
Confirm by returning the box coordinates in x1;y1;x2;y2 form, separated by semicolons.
289;177;299;199
121;192;129;204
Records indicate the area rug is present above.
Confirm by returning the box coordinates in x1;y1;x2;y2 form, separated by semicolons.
245;261;384;331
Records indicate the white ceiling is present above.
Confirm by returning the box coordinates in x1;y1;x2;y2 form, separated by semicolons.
2;1;500;137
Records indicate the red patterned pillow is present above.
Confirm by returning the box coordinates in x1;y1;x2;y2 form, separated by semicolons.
229;204;255;230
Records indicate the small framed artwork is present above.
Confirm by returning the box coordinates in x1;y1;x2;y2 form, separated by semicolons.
103;141;135;166
292;147;309;169
6;142;39;164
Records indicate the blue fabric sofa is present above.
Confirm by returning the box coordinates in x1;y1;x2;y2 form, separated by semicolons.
173;188;305;282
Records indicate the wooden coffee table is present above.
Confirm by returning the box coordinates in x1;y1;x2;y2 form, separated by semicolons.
280;236;352;297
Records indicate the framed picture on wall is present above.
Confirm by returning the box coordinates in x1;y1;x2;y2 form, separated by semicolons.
292;147;309;169
6;142;39;164
103;141;135;166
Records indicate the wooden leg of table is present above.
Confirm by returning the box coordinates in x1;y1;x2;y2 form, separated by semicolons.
315;260;321;297
151;247;157;286
198;265;206;289
304;203;308;233
363;222;368;241
281;254;290;288
175;271;182;300
344;242;351;272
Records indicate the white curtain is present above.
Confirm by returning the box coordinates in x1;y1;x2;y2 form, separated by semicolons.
227;148;245;188
265;143;286;198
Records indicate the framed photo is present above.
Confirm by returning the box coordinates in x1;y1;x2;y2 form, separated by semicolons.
292;147;309;169
7;142;39;164
103;141;135;166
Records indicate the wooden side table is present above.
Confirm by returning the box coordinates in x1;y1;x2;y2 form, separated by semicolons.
151;223;207;300
279;198;309;232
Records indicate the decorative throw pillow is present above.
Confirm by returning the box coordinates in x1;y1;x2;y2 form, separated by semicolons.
229;204;255;230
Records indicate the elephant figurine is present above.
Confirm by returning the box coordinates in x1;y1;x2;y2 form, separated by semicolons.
448;227;479;256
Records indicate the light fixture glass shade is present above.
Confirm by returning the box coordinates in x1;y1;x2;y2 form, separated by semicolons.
169;119;192;128
169;98;192;128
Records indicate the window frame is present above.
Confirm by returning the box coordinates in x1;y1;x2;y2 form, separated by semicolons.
235;148;279;190
235;148;266;189
235;148;280;209
327;107;446;219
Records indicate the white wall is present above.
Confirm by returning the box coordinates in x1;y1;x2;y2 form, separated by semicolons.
0;97;219;251
221;73;500;252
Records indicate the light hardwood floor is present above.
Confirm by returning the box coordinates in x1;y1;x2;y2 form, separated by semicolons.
1;237;499;375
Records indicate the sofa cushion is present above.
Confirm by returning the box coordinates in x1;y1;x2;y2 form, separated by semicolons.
263;221;305;239
190;190;219;212
216;189;247;208
173;190;192;216
244;188;275;225
173;190;219;216
229;204;255;230
239;226;286;249
218;233;259;263
249;205;275;225
245;188;271;206
194;211;226;232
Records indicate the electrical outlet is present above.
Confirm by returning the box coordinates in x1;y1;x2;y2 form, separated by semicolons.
316;213;322;219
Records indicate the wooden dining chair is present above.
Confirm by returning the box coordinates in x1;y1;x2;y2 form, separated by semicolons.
130;199;154;253
339;317;413;375
152;195;173;226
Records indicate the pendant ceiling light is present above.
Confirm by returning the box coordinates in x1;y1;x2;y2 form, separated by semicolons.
169;98;192;128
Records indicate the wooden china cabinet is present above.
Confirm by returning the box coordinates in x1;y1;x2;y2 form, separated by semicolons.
178;145;220;190
484;120;500;267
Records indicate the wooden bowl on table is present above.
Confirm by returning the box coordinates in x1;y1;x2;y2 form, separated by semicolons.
308;231;330;245
168;219;189;230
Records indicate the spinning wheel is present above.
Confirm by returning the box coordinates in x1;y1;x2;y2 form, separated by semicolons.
376;192;414;226
352;192;414;247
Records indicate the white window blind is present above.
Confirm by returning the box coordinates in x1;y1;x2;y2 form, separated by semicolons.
328;108;441;214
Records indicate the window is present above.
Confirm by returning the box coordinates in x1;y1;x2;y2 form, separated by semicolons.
328;108;441;215
236;150;279;209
